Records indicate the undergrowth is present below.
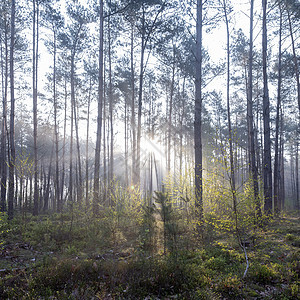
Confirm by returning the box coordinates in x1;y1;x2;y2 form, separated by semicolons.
0;208;299;299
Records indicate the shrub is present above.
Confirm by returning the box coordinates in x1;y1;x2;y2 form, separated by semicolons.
249;263;279;284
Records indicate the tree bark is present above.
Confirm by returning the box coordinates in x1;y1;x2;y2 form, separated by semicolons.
194;0;203;234
33;0;39;216
93;0;104;214
274;3;282;215
0;18;8;212
167;44;175;174
8;0;16;220
68;55;75;205
86;76;92;207
247;0;261;219
53;29;60;212
130;22;137;185
108;7;114;188
262;0;273;214
286;6;300;114
136;6;146;185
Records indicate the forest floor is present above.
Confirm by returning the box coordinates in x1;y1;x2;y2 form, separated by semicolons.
0;213;299;299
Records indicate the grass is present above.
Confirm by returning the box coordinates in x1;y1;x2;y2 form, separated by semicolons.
0;212;299;299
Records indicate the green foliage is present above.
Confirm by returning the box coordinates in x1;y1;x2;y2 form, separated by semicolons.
248;263;280;284
154;191;180;254
0;212;9;247
285;233;296;241
0;174;299;300
139;202;157;254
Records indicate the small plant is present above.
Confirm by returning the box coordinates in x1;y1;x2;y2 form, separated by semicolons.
249;263;279;284
216;275;243;299
0;212;9;247
65;245;77;255
139;202;157;254
154;191;179;255
285;233;295;241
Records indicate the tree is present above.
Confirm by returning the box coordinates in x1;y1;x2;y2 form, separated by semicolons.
134;0;165;185
284;0;300;114
273;1;283;214
0;0;10;213
194;0;203;234
60;0;89;206
43;3;64;212
32;0;40;216
262;0;272;214
8;0;16;220
247;0;261;219
93;0;104;214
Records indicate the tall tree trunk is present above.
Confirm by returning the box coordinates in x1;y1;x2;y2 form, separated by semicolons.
53;29;60;212
247;0;261;219
93;0;104;214
125;94;129;187
223;0;238;230
8;0;16;220
103;85;107;201
44;146;53;212
286;6;300;114
262;0;272;214
167;44;175;174
279;107;285;210
108;9;114;187
136;7;146;185
33;0;39;216
194;0;203;233
68;55;75;205
74;98;82;203
274;3;282;215
86;77;92;207
179;77;186;178
130;22;137;185
0;19;8;212
296;141;299;212
60;77;68;211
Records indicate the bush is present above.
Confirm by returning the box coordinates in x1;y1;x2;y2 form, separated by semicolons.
248;263;279;284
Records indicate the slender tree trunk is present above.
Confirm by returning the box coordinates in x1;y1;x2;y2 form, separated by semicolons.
280;134;285;210
68;55;75;205
247;0;261;219
33;0;39;216
194;0;203;233
290;145;295;199
223;0;238;225
279;107;284;210
0;20;8;212
86;77;91;207
74;97;82;203
286;7;300;114
136;7;146;185
93;0;104;214
53;30;60;212
44;147;53;212
274;4;282;215
60;77;68;211
8;0;16;220
179;77;186;177
167;45;175;174
262;0;272;214
296;141;299;212
103;86;107;201
125;95;128;187
108;11;114;187
130;22;137;185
